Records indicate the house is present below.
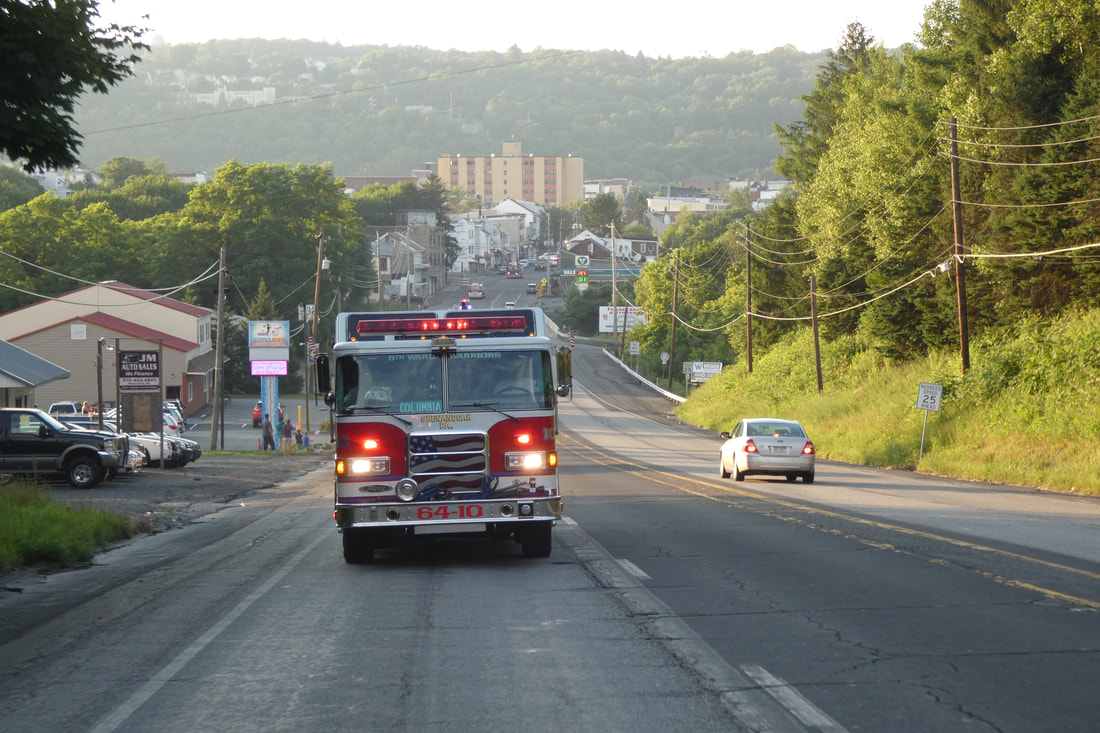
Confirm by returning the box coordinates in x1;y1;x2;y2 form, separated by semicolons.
0;281;215;416
371;231;429;304
398;210;447;295
0;339;70;407
492;198;544;244
565;230;658;264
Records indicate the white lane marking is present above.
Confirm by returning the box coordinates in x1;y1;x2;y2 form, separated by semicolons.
740;664;847;731
617;558;651;580
88;529;331;733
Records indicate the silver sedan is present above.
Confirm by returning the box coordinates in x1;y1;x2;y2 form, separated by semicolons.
719;417;815;483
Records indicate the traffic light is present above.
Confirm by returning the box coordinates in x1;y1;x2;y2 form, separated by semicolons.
576;269;588;283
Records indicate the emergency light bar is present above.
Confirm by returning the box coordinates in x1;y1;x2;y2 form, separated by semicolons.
356;315;531;337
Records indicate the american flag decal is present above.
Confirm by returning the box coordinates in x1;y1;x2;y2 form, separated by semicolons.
408;432;487;486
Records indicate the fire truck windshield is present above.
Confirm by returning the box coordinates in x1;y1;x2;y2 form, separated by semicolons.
335;350;553;414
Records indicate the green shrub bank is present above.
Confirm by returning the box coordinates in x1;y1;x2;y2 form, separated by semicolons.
676;307;1100;494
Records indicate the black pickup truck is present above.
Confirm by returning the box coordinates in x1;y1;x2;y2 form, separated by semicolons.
0;407;125;489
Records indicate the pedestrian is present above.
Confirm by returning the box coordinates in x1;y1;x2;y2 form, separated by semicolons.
281;418;293;456
294;426;304;451
261;413;276;451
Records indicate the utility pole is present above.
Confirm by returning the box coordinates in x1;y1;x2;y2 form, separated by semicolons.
375;231;383;310
949;118;971;373
667;249;680;391
811;273;823;393
208;246;226;450
745;223;753;374
311;231;325;426
610;224;618;356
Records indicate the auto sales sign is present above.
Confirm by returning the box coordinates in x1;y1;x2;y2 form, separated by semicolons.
118;350;160;390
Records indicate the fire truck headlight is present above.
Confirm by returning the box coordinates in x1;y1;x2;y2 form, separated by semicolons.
395;478;419;502
348;457;390;476
506;452;546;471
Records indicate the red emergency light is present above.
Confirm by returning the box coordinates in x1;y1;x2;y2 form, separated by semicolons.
356;315;530;336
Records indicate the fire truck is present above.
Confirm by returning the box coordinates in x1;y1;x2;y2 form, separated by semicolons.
315;307;572;564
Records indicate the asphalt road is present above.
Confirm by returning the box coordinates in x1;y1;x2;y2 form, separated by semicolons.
3;313;1100;731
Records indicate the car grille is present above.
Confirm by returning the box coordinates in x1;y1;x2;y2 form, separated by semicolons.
408;432;487;496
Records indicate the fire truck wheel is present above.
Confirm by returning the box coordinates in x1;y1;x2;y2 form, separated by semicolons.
520;523;552;558
342;531;375;564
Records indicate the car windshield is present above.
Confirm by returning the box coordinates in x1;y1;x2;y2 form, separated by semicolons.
747;421;806;438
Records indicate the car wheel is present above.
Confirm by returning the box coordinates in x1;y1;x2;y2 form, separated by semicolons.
719;455;730;479
802;470;815;484
519;523;552;558
785;474;797;483
66;456;103;489
342;530;375;564
733;461;745;482
252;418;260;428
0;472;14;485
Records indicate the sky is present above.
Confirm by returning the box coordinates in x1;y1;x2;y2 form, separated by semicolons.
95;0;932;58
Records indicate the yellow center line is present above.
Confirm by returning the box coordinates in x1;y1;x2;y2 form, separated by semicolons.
559;433;1100;610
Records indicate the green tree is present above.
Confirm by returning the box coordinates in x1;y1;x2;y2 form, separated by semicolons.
0;1;147;170
582;193;624;236
775;22;875;187
69;172;191;221
0;167;45;212
97;156;168;189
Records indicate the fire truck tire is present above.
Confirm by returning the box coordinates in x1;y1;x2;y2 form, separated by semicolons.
342;531;375;564
520;523;552;558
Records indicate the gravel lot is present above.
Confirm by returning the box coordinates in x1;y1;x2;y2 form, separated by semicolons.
47;452;332;534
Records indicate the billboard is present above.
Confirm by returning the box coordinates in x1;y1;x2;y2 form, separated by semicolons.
248;320;290;347
598;306;649;333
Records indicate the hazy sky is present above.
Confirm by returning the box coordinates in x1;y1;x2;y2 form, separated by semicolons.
95;0;931;57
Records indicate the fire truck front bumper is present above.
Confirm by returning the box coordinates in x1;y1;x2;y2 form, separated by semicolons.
335;497;562;530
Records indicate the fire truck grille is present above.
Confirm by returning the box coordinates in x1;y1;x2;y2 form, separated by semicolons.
408;433;487;486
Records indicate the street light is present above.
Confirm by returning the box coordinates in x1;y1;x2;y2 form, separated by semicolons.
96;337;113;430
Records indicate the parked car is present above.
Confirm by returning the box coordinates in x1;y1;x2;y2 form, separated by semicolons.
47;401;85;416
60;420;139;476
0;407;124;488
719;417;815;483
252;401;285;427
130;433;185;468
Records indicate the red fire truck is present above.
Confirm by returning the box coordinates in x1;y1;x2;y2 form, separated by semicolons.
315;307;572;564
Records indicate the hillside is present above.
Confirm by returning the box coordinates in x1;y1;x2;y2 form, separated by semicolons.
71;40;825;185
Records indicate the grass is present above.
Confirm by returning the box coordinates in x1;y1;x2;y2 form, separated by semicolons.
0;480;150;574
674;308;1100;495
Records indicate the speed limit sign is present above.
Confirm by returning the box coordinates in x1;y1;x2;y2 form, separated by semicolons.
916;382;943;412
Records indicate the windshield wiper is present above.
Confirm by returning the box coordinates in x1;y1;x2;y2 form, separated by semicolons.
342;404;412;427
450;402;518;420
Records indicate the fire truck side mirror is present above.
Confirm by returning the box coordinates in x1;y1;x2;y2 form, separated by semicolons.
556;347;572;397
315;354;332;395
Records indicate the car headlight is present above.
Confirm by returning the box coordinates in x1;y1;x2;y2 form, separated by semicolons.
505;452;549;470
337;457;391;476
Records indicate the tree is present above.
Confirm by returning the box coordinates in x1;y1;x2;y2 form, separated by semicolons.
97;156;167;189
582;193;624;236
0;167;45;212
0;1;148;170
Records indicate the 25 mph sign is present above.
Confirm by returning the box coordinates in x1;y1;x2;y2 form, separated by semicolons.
916;382;943;412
